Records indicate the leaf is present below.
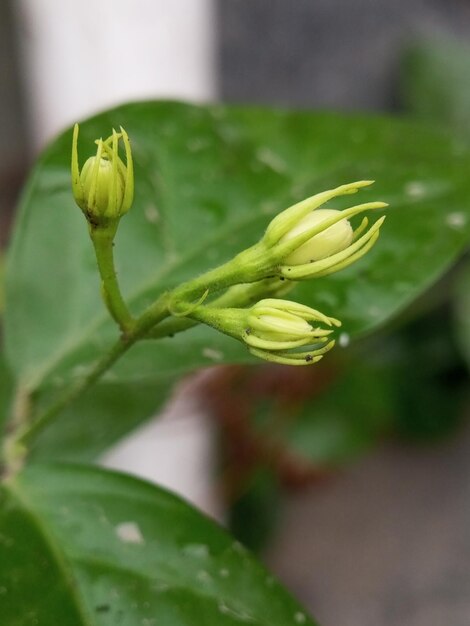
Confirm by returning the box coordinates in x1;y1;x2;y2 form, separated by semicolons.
5;102;470;456
400;37;470;132
0;463;316;625
0;351;13;436
29;378;171;463
455;263;470;368
229;470;281;554
285;356;394;465
400;37;470;393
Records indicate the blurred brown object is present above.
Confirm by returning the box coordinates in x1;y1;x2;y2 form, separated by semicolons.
197;362;339;503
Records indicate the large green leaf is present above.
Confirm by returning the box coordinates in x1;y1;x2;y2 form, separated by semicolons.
5;102;470;456
400;39;470;370
401;37;470;131
29;378;170;463
0;463;315;625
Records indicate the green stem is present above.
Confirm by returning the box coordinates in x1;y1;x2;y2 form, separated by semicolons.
147;277;292;340
9;293;171;458
1;386;32;477
91;225;135;333
168;243;272;311
4;248;283;469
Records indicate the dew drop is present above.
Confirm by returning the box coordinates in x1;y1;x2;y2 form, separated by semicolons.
218;601;254;622
182;543;209;558
202;347;224;361
145;204;160;224
446;212;467;230
115;521;144;544
256;147;288;174
197;570;212;584
338;332;350;348
404;181;426;198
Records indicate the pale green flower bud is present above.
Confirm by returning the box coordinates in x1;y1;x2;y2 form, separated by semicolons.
179;297;341;366
244;298;340;351
260;180;387;280
71;124;134;227
281;208;353;264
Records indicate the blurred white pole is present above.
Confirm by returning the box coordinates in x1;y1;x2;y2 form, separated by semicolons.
17;0;216;150
16;0;221;518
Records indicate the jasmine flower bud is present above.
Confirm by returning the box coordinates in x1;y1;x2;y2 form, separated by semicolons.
71;124;134;227
282;208;354;264
244;298;340;351
179;298;341;366
262;180;387;280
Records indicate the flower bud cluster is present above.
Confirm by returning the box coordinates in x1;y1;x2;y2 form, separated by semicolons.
70;124;387;367
167;181;387;366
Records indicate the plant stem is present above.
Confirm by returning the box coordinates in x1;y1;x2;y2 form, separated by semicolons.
91;225;135;333
1;386;32;477
4;251;285;471
7;293;170;466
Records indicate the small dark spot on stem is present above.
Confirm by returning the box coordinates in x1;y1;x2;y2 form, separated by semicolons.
96;604;110;613
305;354;313;362
245;328;251;335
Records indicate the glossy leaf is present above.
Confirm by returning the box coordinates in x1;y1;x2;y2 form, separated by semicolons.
5;102;470;457
0;463;316;625
400;38;470;374
401;37;470;132
29;378;170;462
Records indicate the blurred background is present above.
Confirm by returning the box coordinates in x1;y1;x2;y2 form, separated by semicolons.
2;2;470;625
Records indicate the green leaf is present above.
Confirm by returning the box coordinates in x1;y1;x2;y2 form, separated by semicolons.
285;356;394;465
5;102;470;456
0;463;316;625
0;351;13;436
455;263;470;368
400;36;470;408
29;378;170;463
229;470;281;554
401;37;470;132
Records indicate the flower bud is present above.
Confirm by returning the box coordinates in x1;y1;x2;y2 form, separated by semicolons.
71;124;134;226
245;298;340;351
281;208;353;264
181;297;341;366
260;180;387;281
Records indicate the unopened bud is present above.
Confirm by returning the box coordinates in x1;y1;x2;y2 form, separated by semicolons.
260;181;387;280
282;209;353;264
179;297;341;366
71;124;134;227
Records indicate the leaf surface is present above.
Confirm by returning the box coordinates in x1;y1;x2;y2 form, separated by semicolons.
4;101;470;456
0;463;316;625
